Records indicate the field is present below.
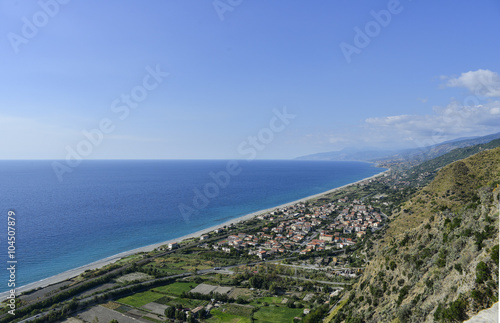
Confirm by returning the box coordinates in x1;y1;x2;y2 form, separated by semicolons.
253;306;304;322
117;290;164;308
152;281;196;296
167;297;207;308
228;287;253;300
206;304;254;323
206;308;253;323
117;281;203;310
249;296;284;306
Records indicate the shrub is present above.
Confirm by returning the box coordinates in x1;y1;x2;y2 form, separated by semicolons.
491;245;499;264
475;261;490;284
434;295;468;322
397;304;412;322
397;286;411;305
436;249;447;268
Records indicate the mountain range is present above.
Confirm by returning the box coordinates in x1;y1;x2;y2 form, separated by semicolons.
296;132;500;164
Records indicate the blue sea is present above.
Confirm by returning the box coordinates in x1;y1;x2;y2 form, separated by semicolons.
0;160;385;292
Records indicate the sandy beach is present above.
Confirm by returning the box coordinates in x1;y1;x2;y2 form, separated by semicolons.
1;169;388;300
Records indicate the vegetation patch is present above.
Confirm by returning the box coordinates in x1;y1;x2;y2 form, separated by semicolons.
206;308;252;323
254;306;304;322
153;281;196;296
117;290;164;308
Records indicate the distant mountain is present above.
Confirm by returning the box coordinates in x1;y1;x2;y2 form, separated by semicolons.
295;148;404;162
389;132;500;164
296;132;500;164
406;138;500;186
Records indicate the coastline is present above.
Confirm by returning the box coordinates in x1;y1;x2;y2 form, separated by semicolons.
2;168;389;300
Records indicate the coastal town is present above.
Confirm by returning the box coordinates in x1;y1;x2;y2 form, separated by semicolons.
199;195;384;261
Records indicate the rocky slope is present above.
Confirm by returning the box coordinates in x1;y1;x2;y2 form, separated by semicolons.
332;147;500;322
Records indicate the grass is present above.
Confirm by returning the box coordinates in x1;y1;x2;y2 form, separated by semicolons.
249;296;283;306
153;281;195;296
223;304;254;316
117;290;164;308
253;306;303;322
206;308;252;323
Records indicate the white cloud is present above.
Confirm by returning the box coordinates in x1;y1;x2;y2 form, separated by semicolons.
362;100;500;148
308;100;500;152
445;69;500;98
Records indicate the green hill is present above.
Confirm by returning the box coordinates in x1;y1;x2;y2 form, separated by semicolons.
331;147;500;323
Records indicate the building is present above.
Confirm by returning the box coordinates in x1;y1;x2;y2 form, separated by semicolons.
319;234;333;242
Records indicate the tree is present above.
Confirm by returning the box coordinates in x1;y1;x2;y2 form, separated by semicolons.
187;314;196;323
165;306;176;319
176;309;186;321
269;282;278;295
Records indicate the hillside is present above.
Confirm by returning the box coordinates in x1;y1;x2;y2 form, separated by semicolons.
331;147;500;323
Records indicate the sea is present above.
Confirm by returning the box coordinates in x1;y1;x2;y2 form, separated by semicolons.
0;159;385;292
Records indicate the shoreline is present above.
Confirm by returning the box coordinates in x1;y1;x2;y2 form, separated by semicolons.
2;168;389;300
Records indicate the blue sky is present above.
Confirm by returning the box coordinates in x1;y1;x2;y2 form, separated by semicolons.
1;0;499;159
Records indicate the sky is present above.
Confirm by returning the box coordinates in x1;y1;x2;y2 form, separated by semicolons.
1;0;499;159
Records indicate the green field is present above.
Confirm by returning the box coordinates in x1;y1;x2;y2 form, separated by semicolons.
153;281;196;296
167;297;207;308
117;290;164;308
253;306;303;322
206;308;253;323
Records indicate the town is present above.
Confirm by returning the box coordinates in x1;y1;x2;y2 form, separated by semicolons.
201;196;384;261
